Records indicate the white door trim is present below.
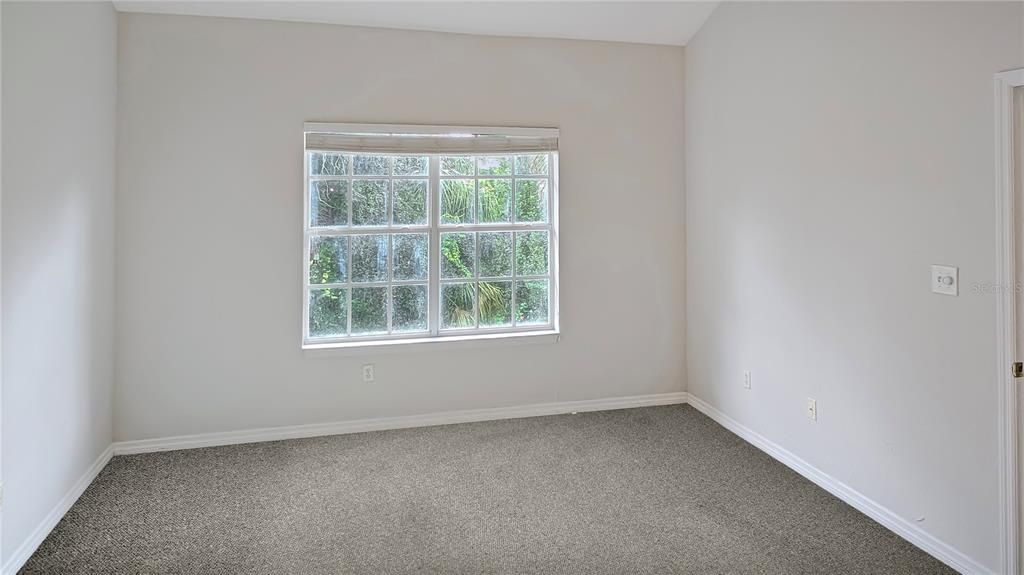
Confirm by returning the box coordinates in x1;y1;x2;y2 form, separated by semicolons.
995;68;1024;575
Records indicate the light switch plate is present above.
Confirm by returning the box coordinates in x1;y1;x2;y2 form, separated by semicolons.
931;265;958;296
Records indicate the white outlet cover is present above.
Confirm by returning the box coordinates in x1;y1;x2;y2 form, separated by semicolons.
806;398;817;421
931;265;958;296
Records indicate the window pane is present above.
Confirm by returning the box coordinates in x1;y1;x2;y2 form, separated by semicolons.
441;232;474;279
351;287;387;334
478;232;512;277
478;179;511;223
477;156;511;176
309;236;348;284
392;234;428;281
353;155;389;175
515;154;548;176
516;280;549;325
441;156;474;176
516;179;549;223
441;282;476;329
392;180;427;225
479;281;512;327
392;285;428;333
310;153;349;176
441;179;475;224
306;147;556;342
310;180;348;227
350;235;388;282
352;180;388;226
515;231;549;276
393;156;428;176
309;288;347;338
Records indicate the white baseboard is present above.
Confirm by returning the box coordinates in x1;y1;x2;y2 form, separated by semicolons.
4;393;988;575
113;391;690;455
687;394;992;575
0;393;687;573
1;445;114;575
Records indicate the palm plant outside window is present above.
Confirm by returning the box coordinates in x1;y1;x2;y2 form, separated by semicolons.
303;124;559;347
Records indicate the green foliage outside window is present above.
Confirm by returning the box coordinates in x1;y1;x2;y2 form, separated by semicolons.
479;281;512;326
441;180;474;224
351;287;387;334
309;289;347;338
516;232;548;276
308;153;551;338
309;237;346;284
438;161;550;330
478;180;511;223
516;281;549;325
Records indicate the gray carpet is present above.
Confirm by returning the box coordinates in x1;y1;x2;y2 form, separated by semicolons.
20;405;955;574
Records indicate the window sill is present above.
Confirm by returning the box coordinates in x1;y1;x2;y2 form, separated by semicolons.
303;330;560;358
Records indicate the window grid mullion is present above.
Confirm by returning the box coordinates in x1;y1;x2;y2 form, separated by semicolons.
472;160;479;328
547;152;556;329
428;156;441;336
473;185;480;329
303;152;311;341
386;235;394;334
384;157;393;334
308;226;431;236
311;174;427;181
437;223;549;231
511;225;518;328
346;155;354;334
314;278;429;290
512;163;519;327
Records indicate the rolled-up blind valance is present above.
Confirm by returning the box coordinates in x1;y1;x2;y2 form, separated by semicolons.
304;123;558;155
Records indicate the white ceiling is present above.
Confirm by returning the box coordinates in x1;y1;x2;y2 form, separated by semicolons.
112;1;720;46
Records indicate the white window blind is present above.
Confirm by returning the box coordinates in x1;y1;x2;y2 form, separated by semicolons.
304;125;558;155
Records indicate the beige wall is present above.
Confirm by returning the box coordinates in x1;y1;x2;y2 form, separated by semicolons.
115;13;686;441
685;2;1022;571
1;1;117;566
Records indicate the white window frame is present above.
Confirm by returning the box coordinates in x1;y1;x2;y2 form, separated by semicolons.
302;123;560;350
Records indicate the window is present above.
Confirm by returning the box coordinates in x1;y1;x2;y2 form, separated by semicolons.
303;123;558;347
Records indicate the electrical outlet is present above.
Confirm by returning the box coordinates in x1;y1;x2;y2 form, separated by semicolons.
931;265;958;296
743;371;752;390
806;398;817;421
362;364;375;382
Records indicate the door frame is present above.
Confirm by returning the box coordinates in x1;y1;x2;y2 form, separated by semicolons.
996;68;1024;575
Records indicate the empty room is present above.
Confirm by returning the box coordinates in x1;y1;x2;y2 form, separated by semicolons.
3;0;1024;573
